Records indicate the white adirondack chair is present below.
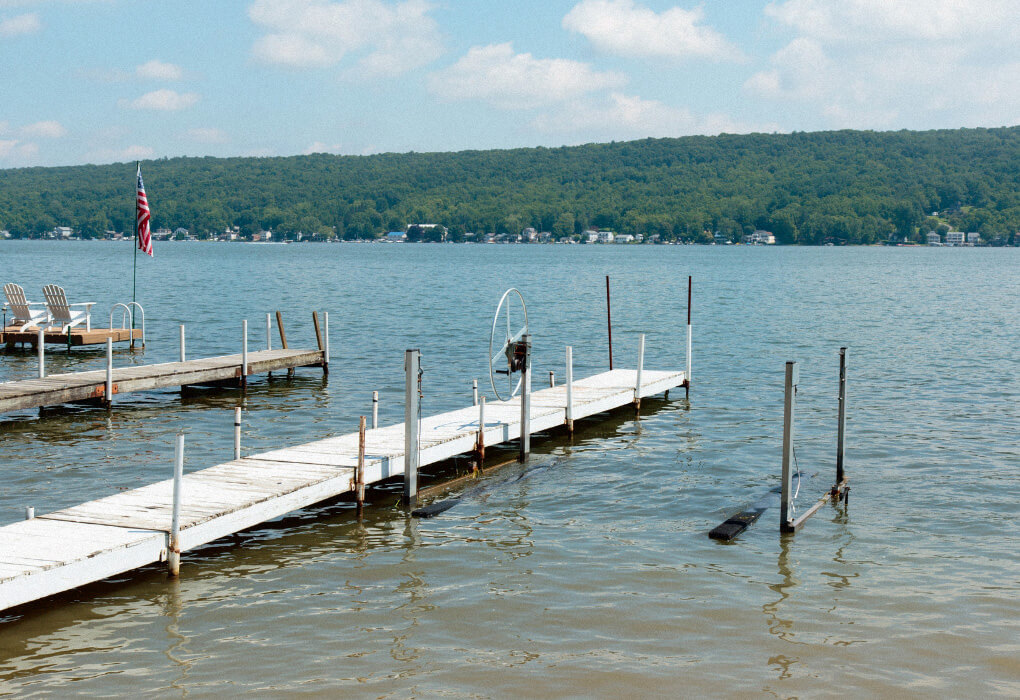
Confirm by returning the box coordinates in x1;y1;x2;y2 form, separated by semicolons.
42;284;94;332
3;283;49;330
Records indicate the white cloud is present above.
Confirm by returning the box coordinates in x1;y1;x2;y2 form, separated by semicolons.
749;0;1020;128
532;92;771;140
0;138;38;161
248;0;443;77
303;141;342;154
136;59;183;81
185;127;228;143
0;12;40;36
564;0;741;61
122;89;199;111
428;43;626;109
21;119;66;138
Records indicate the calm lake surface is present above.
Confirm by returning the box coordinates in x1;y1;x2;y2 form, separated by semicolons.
0;241;1017;697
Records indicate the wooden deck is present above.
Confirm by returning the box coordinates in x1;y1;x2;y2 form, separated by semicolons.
0;367;685;613
2;326;142;347
0;348;326;413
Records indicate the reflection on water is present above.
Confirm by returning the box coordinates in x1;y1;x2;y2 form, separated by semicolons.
1;242;1017;696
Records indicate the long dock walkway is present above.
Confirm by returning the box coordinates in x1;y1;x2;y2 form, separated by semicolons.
0;367;684;613
0;349;326;413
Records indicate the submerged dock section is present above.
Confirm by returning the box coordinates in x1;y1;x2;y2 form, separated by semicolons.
0;367;684;613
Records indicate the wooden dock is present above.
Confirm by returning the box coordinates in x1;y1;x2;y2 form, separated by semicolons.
2;326;142;348
0;348;326;413
0;367;684;613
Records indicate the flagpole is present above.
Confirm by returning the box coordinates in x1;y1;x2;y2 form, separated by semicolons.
132;162;138;338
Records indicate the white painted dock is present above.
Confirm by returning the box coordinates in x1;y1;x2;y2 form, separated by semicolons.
0;368;684;613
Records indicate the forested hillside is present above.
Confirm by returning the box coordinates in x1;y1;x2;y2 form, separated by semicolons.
2;126;1019;244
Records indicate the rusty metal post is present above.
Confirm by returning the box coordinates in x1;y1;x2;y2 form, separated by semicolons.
780;361;798;532
836;347;848;487
357;415;366;514
169;433;184;577
475;395;486;470
275;311;288;349
519;334;532;462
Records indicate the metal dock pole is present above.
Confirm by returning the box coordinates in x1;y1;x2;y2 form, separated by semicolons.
686;276;692;394
37;329;44;378
403;349;420;505
233;406;242;460
472;379;478;406
476;395;486;468
105;338;113;408
266;313;272;351
169;434;184;577
323;312;329;374
565;346;574;433
519;334;532;462
357;415;366;515
606;276;614;370
241;320;248;391
779;361;798;532
179;324;186;362
635;333;645;410
836;347;848;489
372;391;379;429
25;506;34;520
549;371;555;388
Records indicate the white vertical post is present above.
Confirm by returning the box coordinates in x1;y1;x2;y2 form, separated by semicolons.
179;324;186;362
472;379;478;406
476;395;486;465
372;391;379;429
519;334;531;462
241;319;248;387
549;370;555;388
37;329;44;378
105;338;113;406
323;311;329;365
233;406;242;460
266;313;272;351
780;361;798;531
403;349;420;505
565;346;574;433
635;333;645;408
169;433;184;576
686;275;693;385
25;506;34;520
357;415;366;509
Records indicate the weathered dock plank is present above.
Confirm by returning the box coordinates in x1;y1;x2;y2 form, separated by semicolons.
0;367;684;614
0;349;325;413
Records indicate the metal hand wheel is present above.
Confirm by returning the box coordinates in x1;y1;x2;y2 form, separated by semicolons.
488;288;528;401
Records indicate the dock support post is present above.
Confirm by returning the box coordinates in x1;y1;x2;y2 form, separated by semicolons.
549;371;555;388
25;506;34;520
519;334;532;462
606;275;614;370
37;329;44;379
169;434;184;577
357;415;366;515
275;311;288;349
372;391;379;429
403;349;420;506
780;361;799;532
233;406;242;460
241;320;248;391
472;379;478;407
105;338;113;408
686;275;692;397
835;346;848;490
179;324;185;362
635;333;645;410
476;395;485;469
323;312;329;376
565;346;574;433
266;313;272;351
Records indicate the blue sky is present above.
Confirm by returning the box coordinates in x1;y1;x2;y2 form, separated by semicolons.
2;0;1018;167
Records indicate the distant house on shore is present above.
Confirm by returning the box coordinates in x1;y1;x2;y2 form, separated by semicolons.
596;230;615;244
744;230;775;245
614;234;635;243
945;231;965;246
53;226;73;239
926;231;941;245
386;231;406;242
966;232;981;245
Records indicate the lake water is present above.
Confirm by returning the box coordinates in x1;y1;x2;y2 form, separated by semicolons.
0;241;1017;697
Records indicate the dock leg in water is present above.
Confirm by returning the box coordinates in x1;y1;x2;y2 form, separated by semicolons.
403;349;420;506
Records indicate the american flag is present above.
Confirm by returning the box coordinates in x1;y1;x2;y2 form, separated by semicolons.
136;165;153;257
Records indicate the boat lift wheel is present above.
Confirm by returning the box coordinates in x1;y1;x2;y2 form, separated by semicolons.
488;288;529;402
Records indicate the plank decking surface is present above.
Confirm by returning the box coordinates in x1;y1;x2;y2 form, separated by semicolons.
0;367;684;613
2;326;142;346
0;348;325;413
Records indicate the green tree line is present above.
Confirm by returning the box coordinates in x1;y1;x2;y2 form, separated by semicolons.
2;126;1019;244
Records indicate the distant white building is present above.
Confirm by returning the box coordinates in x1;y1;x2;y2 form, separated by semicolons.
945;231;965;246
746;230;776;245
596;230;615;244
1;230;10;239
966;232;981;245
54;226;73;239
386;231;406;242
926;231;941;245
522;227;537;242
614;234;635;243
582;230;599;243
